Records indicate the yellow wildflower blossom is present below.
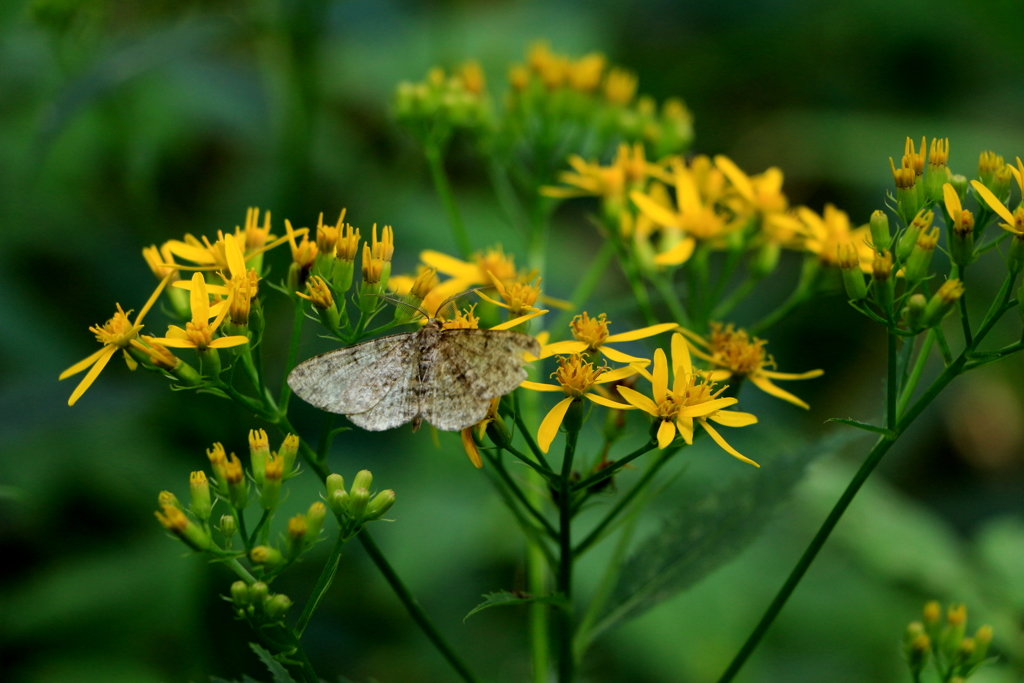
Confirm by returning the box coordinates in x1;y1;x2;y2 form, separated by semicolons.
438;304;548;332
798;204;873;268
171;233;257;324
162;210;298;273
604;67;637;105
539;312;675;364
541;142;654;201
714;155;805;246
943;183;974;235
477;272;543;316
971;178;1024;237
59;274;174;406
678;323;823;409
143;244;180;282
148;273;249;351
521;355;636;453
568;53;606;92
618;333;758;464
285;219;319;270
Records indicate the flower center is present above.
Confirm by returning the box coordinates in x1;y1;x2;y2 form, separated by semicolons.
441;305;480;330
553;354;605;397
709;323;769;376
91;305;139;348
570;312;610;351
184;321;215;350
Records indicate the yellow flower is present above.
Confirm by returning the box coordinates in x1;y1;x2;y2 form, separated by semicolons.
541;143;654;201
461;397;500;469
521;354;637;453
618;333;758;465
477;272;543;316
539;312;675;364
162;211;298;272
285;219;319;270
714;155;806;246
798;204;873;268
567;53;606;92
631;159;738;265
438;303;548;331
59;274;173;406
942;183;974;235
171;233;258;325
142;244;180;282
678;323;823;409
972;172;1024;237
604;67;637;105
148;273;249;352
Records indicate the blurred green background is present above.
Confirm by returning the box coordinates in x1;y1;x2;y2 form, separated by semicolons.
3;0;1024;682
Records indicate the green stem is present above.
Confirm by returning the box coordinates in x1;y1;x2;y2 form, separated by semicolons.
291;640;320;683
712;276;758;321
572;441;657;492
295;529;346;637
278;302;305;412
514;391;553;472
550;241;616;340
896;331;934;419
425;144;473;259
887;331;897;430
358;530;482;683
235;507;252;555
750;257;818;335
490;448;558;538
249;509;272;548
959;285;973;347
651;272;690;327
223;557;257;584
557;424;580;683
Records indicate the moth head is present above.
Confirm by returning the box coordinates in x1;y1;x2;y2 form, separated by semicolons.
432;287;487;322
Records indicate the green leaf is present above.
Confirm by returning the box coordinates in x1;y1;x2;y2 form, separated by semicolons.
826;417;895;438
464;590;568;622
249;643;298;683
589;432;859;642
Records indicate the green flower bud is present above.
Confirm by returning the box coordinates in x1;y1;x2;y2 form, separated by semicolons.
250;545;284;568
837;243;868;301
891;157;921;226
305;502;327;542
286;515;308;557
264;594;293;621
871;251;895;317
953;637;976;668
224;454;248;510
261;455;284;509
230;580;250;607
197;346;221;378
923;280;964;327
750;242;780;279
349;487;370;521
902;294;927;332
158;490;182;510
249;581;269;611
169;359;202;387
279;434;300;475
904;631;931;678
950;174;968;203
897;209;933;262
1009;234;1024;274
189;471;212;522
326;473;346;496
870;210;891;252
219;514;237;539
972;625;993;665
904;226;939;283
351;470;373;494
941;604;968;660
365;490;397;520
248;429;270;486
327;488;350;516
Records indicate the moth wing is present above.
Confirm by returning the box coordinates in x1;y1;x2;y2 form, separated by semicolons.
421;329;540;432
287;333;417;415
346;358;421;431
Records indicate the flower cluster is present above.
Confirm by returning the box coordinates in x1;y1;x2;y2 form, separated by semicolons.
903;601;993;682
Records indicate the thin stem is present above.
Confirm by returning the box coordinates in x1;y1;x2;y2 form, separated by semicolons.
514;392;553;472
295;529;346;636
358;530;482;683
490;448;558;538
572;441;657;492
712;276;758;321
249;509;272;548
503;442;559;481
278;302;305;412
959;287;973;347
897;331;934;419
291;640;321;683
425;144;473;259
222;556;257;584
235;507;252;554
651;272;690;327
887;331;897;430
557;425;580;683
550;240;616;340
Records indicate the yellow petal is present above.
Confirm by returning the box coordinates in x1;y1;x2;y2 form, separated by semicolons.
208;336;250;349
699;418;759;467
67;345;117;406
224;233;246;279
714;155;755;202
633;364;655;384
942;182;962;217
704;369;734;382
759;369;824;380
540;340;588;359
749;373;810;409
189;273;209;324
540;186;591;199
491;309;548;330
475;290;512;310
616;385;659;415
674;167;702;215
708;410;758;428
122;349;137;371
656;419;677;449
676;416;694;444
631;190;681;228
596;364;639;384
677;396;738;418
671;332;692;394
461;428;483;468
675;325;710;348
653;238;696;266
388;275;414;295
421;249;481;282
584;393;635;410
604;322;679;343
600;345;650;365
173;280;230;295
136;273;174;325
165;325;188;340
652;348;668;403
538;397;574;453
485;271;508;297
148;337;197;349
164;240;216;264
970;180;1015;225
60;345;112;380
520;380;563;392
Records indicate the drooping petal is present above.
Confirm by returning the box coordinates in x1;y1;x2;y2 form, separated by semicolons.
676;416;694;444
520;381;564;392
600;345;650;365
540;340;589;358
189;273;210;324
656;419;677;449
615;385;660;416
584;393;635;410
165;325;188;340
714;155;755;202
475;290;512;311
942;183;962;217
631;190;681;229
653;237;696;266
421;249;481;282
595;364;640;384
652;348;668;403
708;410;758;428
970;180;1015;225
704;369;733;382
749;374;811;409
207;289;234;333
491;309;549;330
759;369;824;380
67;345;117;406
538;397;574;453
149;337;198;349
604;322;679;343
677;396;739;418
122;349;137;371
699;418;759;467
59;345;112;380
208;335;251;349
164;240;217;264
224;233;247;279
461;428;483;468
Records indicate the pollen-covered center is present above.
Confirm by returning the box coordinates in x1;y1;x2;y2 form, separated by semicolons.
184;320;216;349
91;304;139;348
708;322;770;376
570;312;610;351
441;305;480;330
553;354;606;397
475;246;517;284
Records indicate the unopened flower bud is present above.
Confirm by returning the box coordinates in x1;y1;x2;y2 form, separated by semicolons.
327;488;350;516
972;625;993;664
206;443;229;493
224;454;247;510
870;210;891;252
326;473;345;496
365;489;396;520
923;600;942;628
941;604;968;659
751;242;780;279
189;471;212;522
950;174;968;203
924;280;964;327
264;593;293;620
305;502;327;542
249;429;269;486
230;580;250;607
279;434;300;475
219;514;237;539
837;243;868;301
897;209;933;262
286;515;308;557
904;630;931;677
155;504;211;551
902;294;927;331
871;251;895;316
1009;234;1024;274
250;545;284;568
890;157;920;225
158;490;181;509
349;487;370;520
954;637;976;667
261;455;283;509
249;581;269;608
351;470;373;494
905;226;940;282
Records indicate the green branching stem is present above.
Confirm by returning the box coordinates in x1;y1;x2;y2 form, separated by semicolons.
572;440;658;492
358;530;482;683
295;529;346;637
557;422;581;683
278;301;305;412
425;144;473;259
489;448;558;538
897;331;934;419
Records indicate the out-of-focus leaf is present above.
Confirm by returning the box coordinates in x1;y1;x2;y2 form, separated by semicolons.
589;432;858;641
976;516;1024;613
250;643;297;683
464;590;568;622
211;676;266;683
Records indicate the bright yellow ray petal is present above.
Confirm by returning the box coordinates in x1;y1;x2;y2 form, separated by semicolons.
653;238;696;266
173;280;230;295
704;369;734;382
615;385;659;416
148;337;197;348
539;294;573;310
421;249;481;282
164;240;216;264
224;233;246;279
475;290;512;310
491;309;548;330
584;393;635;410
136;273;174;325
970;180;1015;225
677;396;739;418
604;322;679;343
189;273;209;324
671;332;692;388
600;346;650;365
208;290;233;332
165;325;188;340
714;154;755;202
675;326;710;348
540;186;591;199
60;345;111;380
749;373;811;409
674;167;702;214
656;419;677;449
67;345;117;406
595;365;640;384
652;348;668;403
759;369;824;380
538;397;574;453
676;416;694;444
209;300;228;319
461;428;483;468
520;381;564;392
942;183;962;217
708;410;758;428
631;190;681;228
633;364;654;383
540;340;589;358
208;336;250;348
699;418;759;466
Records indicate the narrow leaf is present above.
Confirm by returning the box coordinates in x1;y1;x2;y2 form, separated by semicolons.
464;590;567;622
826;417;894;438
249;643;297;683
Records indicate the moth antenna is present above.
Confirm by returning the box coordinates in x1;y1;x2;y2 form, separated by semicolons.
433;287;488;320
368;293;429;321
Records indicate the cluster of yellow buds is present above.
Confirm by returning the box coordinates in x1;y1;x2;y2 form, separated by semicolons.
325;470;396;533
903;601;993;681
394;62;492;147
229;580;293;624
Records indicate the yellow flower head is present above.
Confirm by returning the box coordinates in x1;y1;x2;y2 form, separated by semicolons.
799;204;872;267
552;354;609;398
889;157;916;189
361;243;384;285
130;335;180;370
509;63;530;91
440;304;481;330
297;275;335;310
902;136;927;177
337;222;361;261
149;273;249;352
568;52;606;92
928;138;949;169
604;67;637;105
618;333;759;464
943;183;974;235
371;224;395;262
410;266;438;301
480;272;542;316
539;312;675;364
971;178;1024;237
935;278;965;303
286;220;319;269
872;250;894;281
978;151;1005;179
316;209;347;255
458;61;486;95
240;207;273;251
460;397;500;469
155;504;189;533
143;244;180;282
543;143;652;201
